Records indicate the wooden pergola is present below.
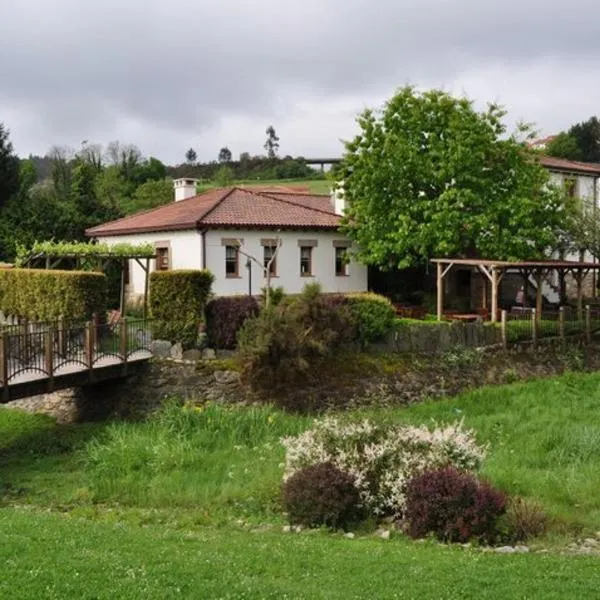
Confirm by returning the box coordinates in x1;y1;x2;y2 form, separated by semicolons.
431;258;600;323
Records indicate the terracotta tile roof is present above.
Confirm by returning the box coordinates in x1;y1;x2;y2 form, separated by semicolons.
538;155;600;176
86;187;339;237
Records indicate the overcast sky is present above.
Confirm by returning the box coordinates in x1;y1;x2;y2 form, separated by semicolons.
1;0;599;164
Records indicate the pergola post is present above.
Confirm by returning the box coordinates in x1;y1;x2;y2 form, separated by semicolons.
491;267;498;323
482;276;488;310
143;258;150;319
119;258;127;316
576;268;584;320
535;269;543;322
436;262;443;321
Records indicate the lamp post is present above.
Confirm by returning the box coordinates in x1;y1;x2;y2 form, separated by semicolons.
246;259;252;296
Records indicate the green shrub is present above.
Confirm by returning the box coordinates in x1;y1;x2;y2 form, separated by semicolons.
0;268;107;321
405;467;507;544
346;292;396;345
150;270;214;347
261;285;286;307
499;497;548;543
282;462;363;530
237;284;354;391
205;296;260;349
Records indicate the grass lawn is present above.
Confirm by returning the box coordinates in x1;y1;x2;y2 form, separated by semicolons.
196;178;331;194
3;371;600;597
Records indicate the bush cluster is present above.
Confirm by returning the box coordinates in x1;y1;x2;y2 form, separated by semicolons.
237;284;354;390
150;269;214;347
0;268;107;321
205;296;260;349
404;467;507;544
282;417;486;518
282;462;363;530
346;292;396;345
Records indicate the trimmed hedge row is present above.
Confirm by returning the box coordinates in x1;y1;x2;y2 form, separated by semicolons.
150;269;214;347
0;268;107;321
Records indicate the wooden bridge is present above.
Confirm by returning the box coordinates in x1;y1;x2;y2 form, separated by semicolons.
0;318;154;402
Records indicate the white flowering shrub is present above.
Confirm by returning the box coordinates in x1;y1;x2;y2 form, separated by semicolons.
281;418;486;517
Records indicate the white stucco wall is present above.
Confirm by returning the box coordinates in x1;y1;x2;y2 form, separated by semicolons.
95;230;203;298
95;228;368;298
204;229;367;296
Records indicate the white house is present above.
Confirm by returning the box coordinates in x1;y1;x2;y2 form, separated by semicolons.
85;180;368;300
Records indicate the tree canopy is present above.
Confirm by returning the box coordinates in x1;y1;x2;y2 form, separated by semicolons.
340;87;570;269
0;123;20;211
547;116;600;163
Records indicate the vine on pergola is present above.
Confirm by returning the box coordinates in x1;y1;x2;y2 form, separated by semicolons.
15;241;156;316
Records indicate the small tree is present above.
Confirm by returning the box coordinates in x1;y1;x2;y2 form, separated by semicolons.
264;125;280;159
185;147;198;164
214;165;234;187
235;237;282;307
218;146;232;163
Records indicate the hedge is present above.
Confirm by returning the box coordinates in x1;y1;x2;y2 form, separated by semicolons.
0;268;107;321
150;269;214;347
205;296;260;349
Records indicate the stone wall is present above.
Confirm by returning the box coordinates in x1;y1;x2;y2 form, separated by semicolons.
3;358;245;423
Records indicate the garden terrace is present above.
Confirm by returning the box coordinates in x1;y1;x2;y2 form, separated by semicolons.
431;258;600;323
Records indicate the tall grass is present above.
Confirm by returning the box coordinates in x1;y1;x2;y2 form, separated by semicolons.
84;402;310;516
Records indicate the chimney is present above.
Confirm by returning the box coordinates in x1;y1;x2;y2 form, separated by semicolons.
331;182;346;216
173;178;199;202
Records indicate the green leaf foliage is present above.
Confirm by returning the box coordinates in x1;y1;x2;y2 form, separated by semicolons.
0;268;107;321
15;241;155;267
346;292;396;345
340;86;568;268
149;270;214;347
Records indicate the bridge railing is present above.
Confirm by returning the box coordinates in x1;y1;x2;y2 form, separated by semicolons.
0;316;154;387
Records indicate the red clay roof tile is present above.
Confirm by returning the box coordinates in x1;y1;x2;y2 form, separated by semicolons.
86;187;339;237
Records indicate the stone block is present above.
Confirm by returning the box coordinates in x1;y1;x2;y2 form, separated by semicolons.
214;370;241;385
182;349;203;362
202;348;217;360
170;342;183;360
150;340;172;358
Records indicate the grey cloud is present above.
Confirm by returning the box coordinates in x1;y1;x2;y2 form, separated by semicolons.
1;0;600;162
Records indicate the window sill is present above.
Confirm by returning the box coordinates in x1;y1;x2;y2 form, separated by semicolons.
335;273;350;277
226;275;242;279
301;273;314;278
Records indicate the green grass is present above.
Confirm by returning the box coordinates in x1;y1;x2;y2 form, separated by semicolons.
197;178;331;194
2;508;600;600
4;372;600;596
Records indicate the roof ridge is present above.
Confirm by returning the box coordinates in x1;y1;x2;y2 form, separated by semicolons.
255;190;337;217
194;187;239;226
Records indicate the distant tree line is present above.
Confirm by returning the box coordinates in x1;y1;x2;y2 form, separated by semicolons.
546;116;600;163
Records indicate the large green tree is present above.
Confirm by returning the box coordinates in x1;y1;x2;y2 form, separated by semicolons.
340;87;568;268
0;123;21;210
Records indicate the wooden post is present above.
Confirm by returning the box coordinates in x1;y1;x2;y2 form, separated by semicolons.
577;269;584;321
531;308;538;347
523;269;529;307
535;270;543;323
57;316;66;356
85;320;95;376
586;305;591;343
559;306;565;340
143;258;150;319
44;326;54;391
491;267;498;323
501;309;507;349
482;276;488;310
436;262;443;321
0;333;8;400
120;318;128;376
119;258;127;316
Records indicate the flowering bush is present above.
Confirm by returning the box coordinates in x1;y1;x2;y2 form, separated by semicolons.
281;417;486;517
405;467;507;543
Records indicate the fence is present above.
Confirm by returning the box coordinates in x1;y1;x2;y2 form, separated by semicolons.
0;316;153;387
501;306;600;348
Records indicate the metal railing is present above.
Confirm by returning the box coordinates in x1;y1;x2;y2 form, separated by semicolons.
0;316;153;387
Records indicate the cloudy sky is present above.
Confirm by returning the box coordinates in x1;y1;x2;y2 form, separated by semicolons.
1;0;598;164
